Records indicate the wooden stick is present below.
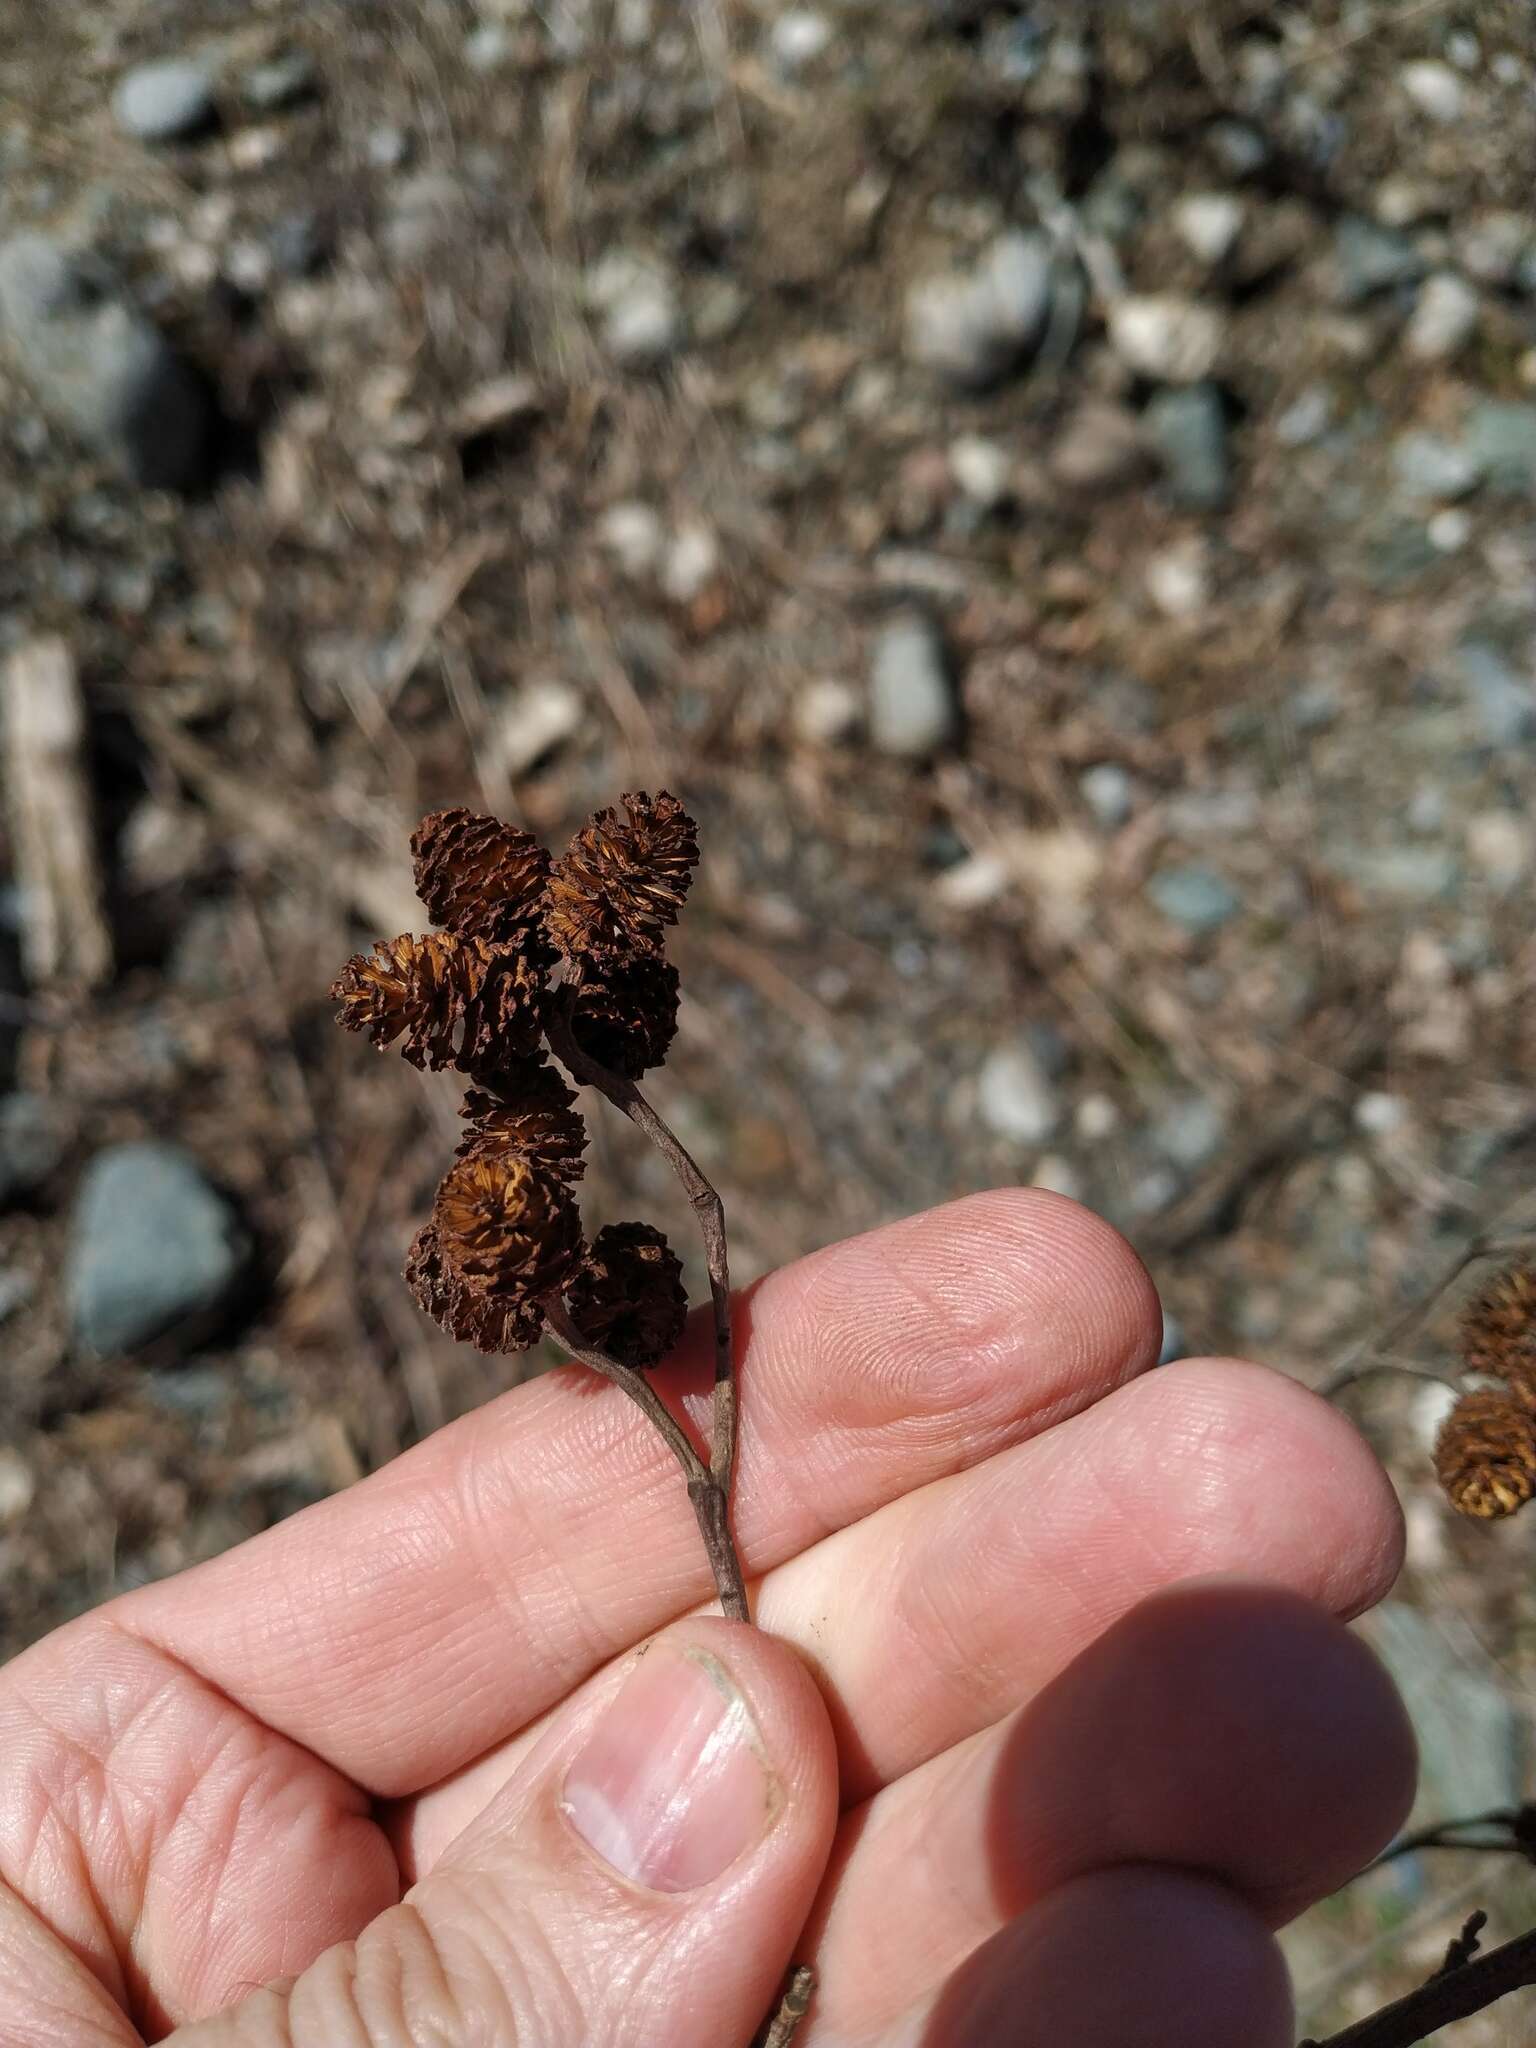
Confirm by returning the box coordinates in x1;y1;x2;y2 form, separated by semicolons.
2;637;112;988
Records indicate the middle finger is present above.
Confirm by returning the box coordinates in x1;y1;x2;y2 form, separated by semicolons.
399;1355;1402;1872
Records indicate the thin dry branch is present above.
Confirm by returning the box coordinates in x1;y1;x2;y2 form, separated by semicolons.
1300;1921;1536;2046
2;636;112;989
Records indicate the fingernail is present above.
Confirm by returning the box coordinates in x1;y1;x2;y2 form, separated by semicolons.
561;1644;776;1893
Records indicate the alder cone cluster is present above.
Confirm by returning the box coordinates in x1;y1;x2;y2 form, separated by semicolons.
1460;1261;1536;1393
332;791;698;1359
1435;1384;1536;1519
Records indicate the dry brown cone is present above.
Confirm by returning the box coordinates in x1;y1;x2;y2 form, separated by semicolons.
569;953;680;1078
567;1222;688;1370
1435;1384;1536;1519
1461;1261;1536;1394
546;790;699;961
457;1055;588;1184
405;1223;545;1354
433;1149;584;1304
458;948;550;1074
333;933;505;1072
413;808;553;951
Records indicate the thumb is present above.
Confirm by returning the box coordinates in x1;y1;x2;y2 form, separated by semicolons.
168;1617;838;2048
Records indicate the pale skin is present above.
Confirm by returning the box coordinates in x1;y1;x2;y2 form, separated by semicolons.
0;1190;1415;2047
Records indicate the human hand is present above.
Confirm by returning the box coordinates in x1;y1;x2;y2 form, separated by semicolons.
0;1191;1413;2047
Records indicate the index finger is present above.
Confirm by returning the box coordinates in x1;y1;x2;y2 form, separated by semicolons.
114;1191;1161;1795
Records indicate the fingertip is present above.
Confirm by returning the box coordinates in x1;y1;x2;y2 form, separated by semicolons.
1135;1355;1408;1615
921;1867;1293;2048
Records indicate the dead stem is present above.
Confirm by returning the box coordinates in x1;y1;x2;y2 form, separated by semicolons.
546;992;740;1495
1299;1921;1536;2046
541;1296;749;1623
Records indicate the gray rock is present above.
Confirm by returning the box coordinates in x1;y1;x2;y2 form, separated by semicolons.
1456;640;1535;745
1391;431;1482;502
1144;383;1229;509
112;59;217;142
1156;1311;1187;1366
1206;120;1268;178
242;48;319;112
1147;865;1240;934
381;171;470;265
977;1041;1061;1146
905;231;1052;389
465;24;514;72
1367;1604;1523;1821
1275;384;1336;449
0;235;210;490
0;1094;67;1204
1334;215;1424;303
1405;273;1480;362
368;124;412;170
1080;762;1134;828
1151;1094;1228;1171
1331;844;1459;902
869;613;958;759
1463;401;1536;497
65;1142;249;1356
585;251;682;367
270;210;329;278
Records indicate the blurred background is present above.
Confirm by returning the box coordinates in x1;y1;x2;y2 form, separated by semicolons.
0;0;1534;2034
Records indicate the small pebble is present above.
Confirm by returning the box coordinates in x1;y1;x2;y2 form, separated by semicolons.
1049;401;1145;492
1147;864;1240;934
1207;120;1268;178
1391;431;1482;502
599;500;664;577
1456;211;1532;287
65;1142;250;1356
905;230;1053;389
1080;762;1134;829
242;48;318;111
368;124;412;169
1032;1154;1083;1202
586;251;682;367
1427;507;1471;552
454;19;508;67
1466;811;1531;887
0;1094;67;1204
1405;273;1480;362
1152;1094;1227;1171
0;234;211;490
1399;59;1464;123
948;434;1011;507
1157;1311;1187;1366
381;172;468;263
1335;215;1425;302
113;59;217;142
491;679;583;777
794;677;862;745
1462;400;1536;496
769;9;832;74
661;521;720;604
1173;192;1244;265
1274;385;1332;447
868;612;958;761
1108;295;1223;383
1076;1094;1120;1141
1144;383;1229;509
977;1041;1061;1146
1354;1091;1407;1136
1145;538;1211;617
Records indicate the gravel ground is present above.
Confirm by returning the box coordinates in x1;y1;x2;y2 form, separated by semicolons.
1;1;1535;2034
